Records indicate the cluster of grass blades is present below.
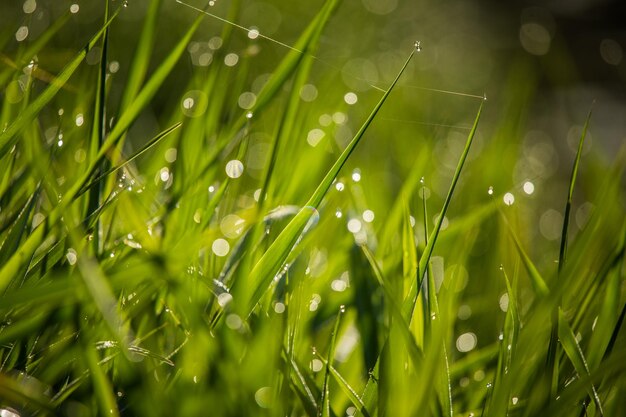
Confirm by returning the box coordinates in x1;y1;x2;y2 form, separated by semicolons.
1;1;625;416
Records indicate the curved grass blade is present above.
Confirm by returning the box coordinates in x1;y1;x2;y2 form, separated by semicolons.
558;106;592;273
320;306;344;417
402;100;484;321
315;354;372;417
557;309;604;416
0;6;122;156
91;16;203;175
0;372;53;413
500;212;549;297
0;188;39;266
241;45;417;316
85;346;120;417
76;122;182;198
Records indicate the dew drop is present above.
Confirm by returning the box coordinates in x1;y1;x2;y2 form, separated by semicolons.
248;28;259;40
16;26;29;42
503;192;515;206
23;0;37;14
344;92;358;105
487;186;494;195
70;3;79;13
456;332;477;352
310;358;323;372
335;208;342;218
362;209;375;223
246;111;254;119
347;218;362;233
224;53;239;67
225;160;244;178
523;181;534;195
414;40;422;52
66;248;77;265
351;169;361;182
335;182;345;191
217;292;233;307
307;128;325;147
212;238;230;257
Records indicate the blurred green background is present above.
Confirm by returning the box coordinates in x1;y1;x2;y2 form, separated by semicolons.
1;0;625;415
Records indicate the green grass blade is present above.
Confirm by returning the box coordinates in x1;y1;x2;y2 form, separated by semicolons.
92;15;203;173
558;107;592;273
557;309;604;416
241;45;416;316
402;101;484;320
500;212;549;297
0;7;122;156
316;355;372;417
0;188;38;266
86;1;111;255
77;122;182;198
320;306;344;417
118;0;162;116
85;346;120;417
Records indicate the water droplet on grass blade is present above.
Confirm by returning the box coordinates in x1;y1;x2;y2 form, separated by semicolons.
503;192;515;206
16;26;29;42
456;332;478;352
414;40;422;52
225;160;244;178
347;219;362;233
248;28;260;39
487;186;494;195
212;239;230;257
523;181;535;195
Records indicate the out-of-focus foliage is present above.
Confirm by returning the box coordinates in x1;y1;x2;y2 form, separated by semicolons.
0;1;624;416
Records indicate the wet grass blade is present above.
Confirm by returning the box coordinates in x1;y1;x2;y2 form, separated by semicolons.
92;15;203;172
85;346;120;417
402;101;484;320
557;309;604;416
0;6;122;156
558;106;592;273
76;122;182;198
242;45;416;316
316;354;371;417
320;307;344;417
500;212;549;297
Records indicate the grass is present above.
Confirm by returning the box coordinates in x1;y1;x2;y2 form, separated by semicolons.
1;1;625;416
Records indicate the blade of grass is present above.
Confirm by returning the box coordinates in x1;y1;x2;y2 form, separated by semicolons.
558;106;592;273
86;0;111;256
315;354;372;417
320;306;344;417
500;212;549;297
558;309;604;416
76;122;182;198
241;44;417;316
402;100;484;321
85;345;120;417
